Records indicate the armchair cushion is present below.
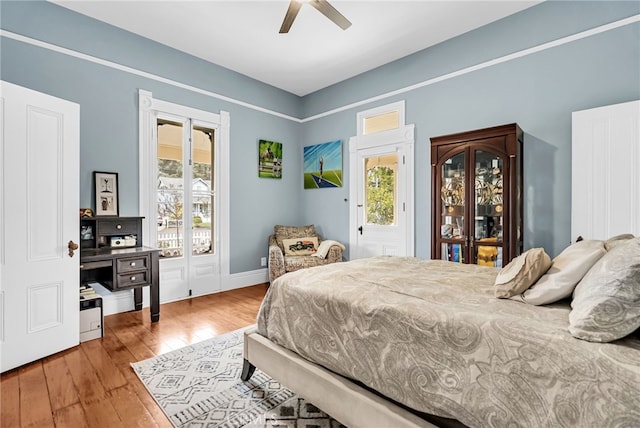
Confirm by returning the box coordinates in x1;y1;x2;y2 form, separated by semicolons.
274;224;317;248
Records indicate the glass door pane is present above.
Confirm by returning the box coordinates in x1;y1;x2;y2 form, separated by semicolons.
474;150;503;267
440;152;465;262
192;125;214;256
157;119;184;259
365;153;397;226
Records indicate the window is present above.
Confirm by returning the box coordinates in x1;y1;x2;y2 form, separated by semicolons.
365;154;397;225
138;90;230;300
156;119;214;258
357;100;405;137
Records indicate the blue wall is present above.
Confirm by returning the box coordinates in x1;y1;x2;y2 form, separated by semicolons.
300;0;640;258
2;1;639;275
1;1;303;274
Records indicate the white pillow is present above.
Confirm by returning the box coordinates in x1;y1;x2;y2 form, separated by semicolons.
569;237;640;342
512;240;606;305
495;248;551;298
604;233;634;251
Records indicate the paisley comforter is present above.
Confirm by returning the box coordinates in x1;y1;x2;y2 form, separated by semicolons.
257;256;640;427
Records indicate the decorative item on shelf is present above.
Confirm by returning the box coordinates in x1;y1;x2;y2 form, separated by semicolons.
444;205;464;216
94;171;119;216
79;208;94;218
80;225;93;240
441;180;465;206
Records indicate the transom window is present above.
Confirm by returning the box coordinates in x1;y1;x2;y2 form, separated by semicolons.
357;100;405;136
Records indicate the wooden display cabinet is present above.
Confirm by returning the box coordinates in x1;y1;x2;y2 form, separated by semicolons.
431;123;523;267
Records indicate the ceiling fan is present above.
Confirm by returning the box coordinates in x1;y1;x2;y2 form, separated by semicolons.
279;0;352;33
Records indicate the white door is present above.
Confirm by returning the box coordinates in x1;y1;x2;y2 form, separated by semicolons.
349;125;415;259
154;115;220;302
572;100;640;240
1;81;80;372
139;91;229;304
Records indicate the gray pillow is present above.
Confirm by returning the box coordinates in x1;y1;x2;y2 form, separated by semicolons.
569;237;640;342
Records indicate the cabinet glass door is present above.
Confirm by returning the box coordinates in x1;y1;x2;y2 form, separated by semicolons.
473;150;504;267
440;152;465;262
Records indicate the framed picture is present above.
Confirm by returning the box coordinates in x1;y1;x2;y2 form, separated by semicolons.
258;139;283;179
80;225;94;240
303;140;342;189
94;171;119;216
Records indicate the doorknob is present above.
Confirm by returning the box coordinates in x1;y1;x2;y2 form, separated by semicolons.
358;226;363;235
68;240;79;257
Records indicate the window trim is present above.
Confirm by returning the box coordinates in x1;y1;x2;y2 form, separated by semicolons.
138;89;230;286
356;100;406;137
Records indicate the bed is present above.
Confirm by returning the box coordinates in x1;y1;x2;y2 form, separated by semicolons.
241;255;640;428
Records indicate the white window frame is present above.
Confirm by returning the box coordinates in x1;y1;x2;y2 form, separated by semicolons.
138;89;231;289
357;100;406;137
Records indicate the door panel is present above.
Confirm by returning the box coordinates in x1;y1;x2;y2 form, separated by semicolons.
572;100;640;240
1;81;79;372
438;150;467;262
156;116;219;302
353;146;406;259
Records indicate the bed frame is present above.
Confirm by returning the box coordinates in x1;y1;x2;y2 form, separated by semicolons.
241;326;438;428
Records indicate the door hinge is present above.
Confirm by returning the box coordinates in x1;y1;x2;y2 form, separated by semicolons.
403;155;405;165
403;202;406;212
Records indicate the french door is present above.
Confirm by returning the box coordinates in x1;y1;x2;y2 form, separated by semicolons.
155;115;218;302
139;91;229;303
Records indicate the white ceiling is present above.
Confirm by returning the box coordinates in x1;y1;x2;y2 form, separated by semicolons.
52;1;540;96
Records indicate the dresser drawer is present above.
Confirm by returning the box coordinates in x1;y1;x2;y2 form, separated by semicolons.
116;255;149;273
97;219;139;236
116;271;148;288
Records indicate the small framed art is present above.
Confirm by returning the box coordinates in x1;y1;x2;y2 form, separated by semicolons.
94;171;119;216
258;139;283;179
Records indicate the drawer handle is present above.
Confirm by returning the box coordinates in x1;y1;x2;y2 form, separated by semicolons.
130;262;136;267
116;224;122;229
130;276;136;281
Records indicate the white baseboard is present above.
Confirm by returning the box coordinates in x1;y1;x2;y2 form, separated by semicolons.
91;268;268;317
223;268;268;291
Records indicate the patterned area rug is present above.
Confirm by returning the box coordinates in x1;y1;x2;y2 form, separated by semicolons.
131;328;345;427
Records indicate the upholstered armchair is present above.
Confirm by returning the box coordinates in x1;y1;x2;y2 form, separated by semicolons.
268;224;344;283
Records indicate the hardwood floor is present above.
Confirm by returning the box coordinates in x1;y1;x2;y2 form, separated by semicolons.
0;284;268;428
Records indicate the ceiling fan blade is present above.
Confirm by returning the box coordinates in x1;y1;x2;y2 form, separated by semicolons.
279;1;303;34
309;0;352;30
